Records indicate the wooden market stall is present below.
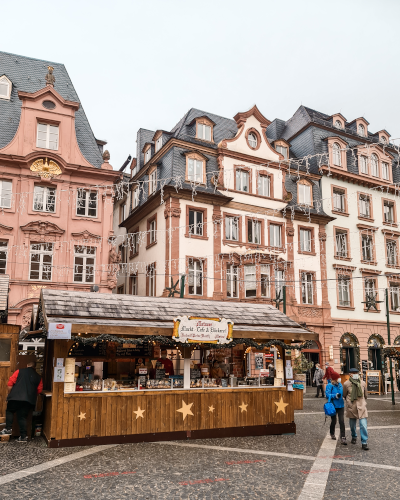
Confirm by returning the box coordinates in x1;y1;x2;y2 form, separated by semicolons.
35;289;315;448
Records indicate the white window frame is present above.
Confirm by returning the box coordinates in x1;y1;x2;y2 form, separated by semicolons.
301;272;314;305
387;240;398;266
360;156;368;174
0;180;12;209
189;210;203;236
338;275;351;307
275;270;284;297
371;154;379;177
362;234;373;261
33;185;56;213
334;120;342;129
333;189;345;212
144;148;151;164
131;232;139;255
335;231;348;258
149;169;157;195
276;145;288;159
0;75;12;100
382;162;390;180
247;219;261;244
29;243;53;281
131;274;138;295
133;188;139;209
76;189;98;218
364;278;376;300
148;265;155;297
261;264;270;298
359;194;371;218
155;136;162;152
390;284;400;311
0;241;8;274
236;169;250;192
36;123;59;150
300;228;312;252
187;158;204;183
384;201;395;223
358;124;365;137
188;260;203;296
248;133;257;148
258;175;271;197
298;183;312;205
197;123;211;141
73;246;96;283
149;220;156;244
332;143;341;166
226;265;238;298
225;216;239;241
269;224;282;247
244;265;256;298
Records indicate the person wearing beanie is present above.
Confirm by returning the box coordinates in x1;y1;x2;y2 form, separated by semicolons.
325;370;347;445
343;368;369;450
323;366;336;382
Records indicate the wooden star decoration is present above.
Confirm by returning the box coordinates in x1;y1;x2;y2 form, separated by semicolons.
361;293;383;312
274;397;289;414
78;412;86;420
166;277;180;297
208;405;215;413
239;402;248;413
176;400;194;420
133;407;145;419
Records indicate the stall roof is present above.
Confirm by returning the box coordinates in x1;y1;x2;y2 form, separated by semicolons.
38;289;315;341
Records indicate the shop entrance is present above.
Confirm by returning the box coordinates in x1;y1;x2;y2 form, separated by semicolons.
339;333;360;374
368;335;385;374
302;341;321;387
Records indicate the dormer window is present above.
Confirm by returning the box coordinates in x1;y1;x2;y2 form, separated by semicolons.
332;142;341;166
186;153;205;183
0;75;11;100
334;120;342;129
197;123;211;141
380;136;387;144
155;136;162;152
358;124;365;137
276;145;288;159
144;148;151;164
37;123;59;150
298;181;312;206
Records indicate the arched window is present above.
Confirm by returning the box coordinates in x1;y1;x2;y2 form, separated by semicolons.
248;133;257;148
367;334;385;372
394;336;400;345
371;153;379;177
358;124;365;136
334;120;342;129
332;142;341;166
380;135;387;144
339;333;360;374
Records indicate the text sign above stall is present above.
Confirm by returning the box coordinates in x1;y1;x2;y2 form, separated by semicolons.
48;323;72;340
172;316;234;344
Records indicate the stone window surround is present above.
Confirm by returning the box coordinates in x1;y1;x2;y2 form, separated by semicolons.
185;205;208;240
361;269;381;313
382;197;397;227
357;191;374;222
358;225;378;266
333;225;351;261
297;224;316;255
146;213;157;249
331;184;349;217
299;269;317;306
327;137;348;170
333;264;356;310
184;255;207;299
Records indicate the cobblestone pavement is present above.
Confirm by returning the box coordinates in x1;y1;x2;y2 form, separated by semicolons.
0;392;399;499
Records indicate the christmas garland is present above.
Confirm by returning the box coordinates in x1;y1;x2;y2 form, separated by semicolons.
69;333;314;351
383;347;400;359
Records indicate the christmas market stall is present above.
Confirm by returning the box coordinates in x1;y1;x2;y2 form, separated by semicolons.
35;289;316;447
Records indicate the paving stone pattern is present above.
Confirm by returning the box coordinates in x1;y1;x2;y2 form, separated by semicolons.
0;391;399;499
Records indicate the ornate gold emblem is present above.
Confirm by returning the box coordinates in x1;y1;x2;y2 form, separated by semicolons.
30;158;62;179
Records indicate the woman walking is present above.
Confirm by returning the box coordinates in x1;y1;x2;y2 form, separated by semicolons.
325;370;347;445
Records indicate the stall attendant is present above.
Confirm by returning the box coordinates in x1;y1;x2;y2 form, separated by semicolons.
157;349;174;376
210;360;225;379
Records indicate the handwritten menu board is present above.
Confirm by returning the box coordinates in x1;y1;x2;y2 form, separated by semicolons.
361;360;369;381
155;368;166;380
190;369;201;379
68;342;107;357
366;370;381;394
116;343;152;358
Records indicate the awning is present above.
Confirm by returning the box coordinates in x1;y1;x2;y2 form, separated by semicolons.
37;289;316;341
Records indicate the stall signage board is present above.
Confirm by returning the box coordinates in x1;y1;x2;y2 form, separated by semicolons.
48;323;71;340
361;360;369;381
172;316;234;344
366;370;381;394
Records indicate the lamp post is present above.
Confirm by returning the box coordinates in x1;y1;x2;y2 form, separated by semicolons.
385;288;395;405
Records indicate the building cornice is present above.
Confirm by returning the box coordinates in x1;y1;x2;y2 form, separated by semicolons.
319;166;396;192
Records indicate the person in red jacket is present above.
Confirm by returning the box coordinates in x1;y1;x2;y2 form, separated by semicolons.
0;362;43;442
157;349;174;376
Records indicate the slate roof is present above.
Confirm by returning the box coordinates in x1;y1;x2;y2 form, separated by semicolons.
0;51;103;168
39;289;312;338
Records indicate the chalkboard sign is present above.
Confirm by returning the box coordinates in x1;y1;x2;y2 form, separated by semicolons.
361;360;369;381
68;342;107;357
155;368;166;380
68;341;151;358
116;343;152;357
190;369;201;379
366;370;381;394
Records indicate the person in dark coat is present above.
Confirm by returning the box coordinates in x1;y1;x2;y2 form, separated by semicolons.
0;362;43;442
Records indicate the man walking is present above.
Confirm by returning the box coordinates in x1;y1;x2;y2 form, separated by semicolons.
0;361;43;442
313;363;325;397
343;367;369;450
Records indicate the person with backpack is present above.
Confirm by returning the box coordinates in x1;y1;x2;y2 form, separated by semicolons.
343;367;369;450
325;370;347;445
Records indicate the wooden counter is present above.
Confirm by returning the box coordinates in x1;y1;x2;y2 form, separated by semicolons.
43;386;301;447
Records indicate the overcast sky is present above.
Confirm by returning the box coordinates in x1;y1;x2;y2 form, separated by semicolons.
3;0;400;169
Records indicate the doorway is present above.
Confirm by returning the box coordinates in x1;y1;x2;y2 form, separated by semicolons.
303;351;320;386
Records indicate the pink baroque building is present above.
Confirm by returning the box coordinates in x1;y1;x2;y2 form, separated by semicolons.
0;52;120;328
